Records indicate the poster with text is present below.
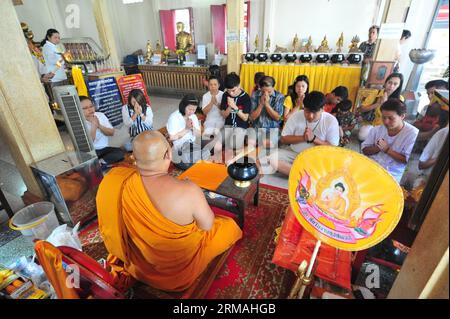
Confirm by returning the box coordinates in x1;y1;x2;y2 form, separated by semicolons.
87;77;123;127
117;74;151;106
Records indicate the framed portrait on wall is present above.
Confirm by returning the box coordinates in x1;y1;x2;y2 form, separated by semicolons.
367;61;395;86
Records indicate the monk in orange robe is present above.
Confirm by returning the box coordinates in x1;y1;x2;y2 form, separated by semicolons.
96;131;242;292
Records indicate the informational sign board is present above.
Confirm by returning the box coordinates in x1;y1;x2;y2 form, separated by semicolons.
117;74;150;106
378;23;405;39
288;146;404;251
87;77;123;127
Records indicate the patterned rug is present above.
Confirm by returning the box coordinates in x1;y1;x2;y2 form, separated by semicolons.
78;182;293;299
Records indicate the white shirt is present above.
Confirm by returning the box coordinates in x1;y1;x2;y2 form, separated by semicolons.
361;122;419;183
419;127;449;176
281;110;340;153
84;112;113;150
166;110;200;150
121;104;154;128
42;40;67;82
202;90;225;130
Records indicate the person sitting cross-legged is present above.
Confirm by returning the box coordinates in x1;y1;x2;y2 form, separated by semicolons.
268;91;340;176
80;95;124;165
96;131;242;292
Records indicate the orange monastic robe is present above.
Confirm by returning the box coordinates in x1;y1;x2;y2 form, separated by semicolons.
96;167;242;292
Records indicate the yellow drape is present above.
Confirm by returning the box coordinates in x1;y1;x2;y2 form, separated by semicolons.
71;66;88;96
240;64;361;104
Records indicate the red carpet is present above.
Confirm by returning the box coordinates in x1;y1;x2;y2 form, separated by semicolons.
79;183;293;299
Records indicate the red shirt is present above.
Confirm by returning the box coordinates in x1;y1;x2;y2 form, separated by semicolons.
323;103;336;113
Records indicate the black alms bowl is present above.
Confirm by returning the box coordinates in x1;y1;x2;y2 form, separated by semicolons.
347;53;362;64
331;54;345;63
256;53;269;62
284;53;297;63
245;53;256;62
227;157;258;182
316;54;329;63
299;54;313;63
270;53;283;62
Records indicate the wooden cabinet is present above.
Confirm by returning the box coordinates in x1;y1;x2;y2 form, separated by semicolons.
138;64;227;97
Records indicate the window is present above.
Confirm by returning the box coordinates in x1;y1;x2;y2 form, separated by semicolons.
174;9;191;34
159;8;194;51
122;0;143;4
416;0;449;113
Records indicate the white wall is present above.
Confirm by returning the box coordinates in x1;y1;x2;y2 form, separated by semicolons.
15;0;100;46
258;0;380;52
106;0;159;61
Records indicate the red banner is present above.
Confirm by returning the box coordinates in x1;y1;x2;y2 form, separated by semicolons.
117;74;150;106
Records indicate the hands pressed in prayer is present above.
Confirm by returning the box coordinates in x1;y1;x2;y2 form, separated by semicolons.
304;127;314;142
186;118;194;130
135;103;143;115
228;97;238;111
211;94;218;106
263;92;271;108
376;138;389;152
89;115;100;128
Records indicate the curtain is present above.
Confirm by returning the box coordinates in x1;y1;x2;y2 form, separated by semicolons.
159;10;176;50
211;5;226;55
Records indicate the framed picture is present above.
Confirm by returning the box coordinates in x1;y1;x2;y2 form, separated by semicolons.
367;61;395;86
152;54;162;65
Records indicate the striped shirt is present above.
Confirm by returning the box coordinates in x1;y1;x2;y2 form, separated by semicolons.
121;104;153;138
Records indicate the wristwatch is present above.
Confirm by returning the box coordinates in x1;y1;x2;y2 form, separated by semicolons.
308;135;316;143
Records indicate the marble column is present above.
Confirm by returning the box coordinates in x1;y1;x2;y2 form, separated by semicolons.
0;0;65;198
92;0;121;69
226;0;245;75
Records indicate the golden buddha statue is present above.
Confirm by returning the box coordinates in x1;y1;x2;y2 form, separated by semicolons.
292;34;300;52
266;36;270;53
265;35;271;53
145;40;153;64
349;35;360;53
336;32;344;53
254;34;259;52
316;36;330;53
155;40;162;54
304;36;313;52
175;22;193;53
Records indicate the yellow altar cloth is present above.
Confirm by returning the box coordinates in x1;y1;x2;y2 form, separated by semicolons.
240;64;361;103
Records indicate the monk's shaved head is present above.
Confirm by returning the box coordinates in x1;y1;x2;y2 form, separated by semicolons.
133;131;171;171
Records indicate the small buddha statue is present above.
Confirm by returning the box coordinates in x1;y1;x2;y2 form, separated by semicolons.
348;35;360;53
254;34;259;52
317;36;330;53
145;40;153;64
265;35;271;53
305;36;313;52
155;40;162;54
175;22;193;53
162;46;171;63
292;34;300;52
336;32;344;53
